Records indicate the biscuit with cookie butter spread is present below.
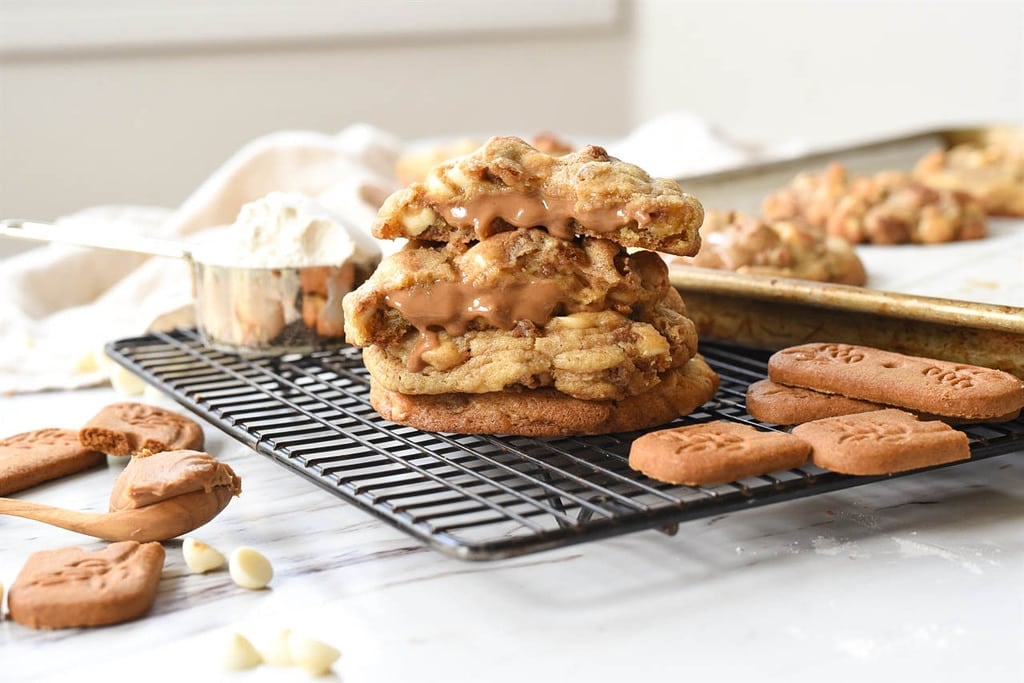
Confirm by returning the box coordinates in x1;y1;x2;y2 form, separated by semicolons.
669;210;867;285
343;135;717;436
109;449;241;512
762;162;987;244
374;136;704;256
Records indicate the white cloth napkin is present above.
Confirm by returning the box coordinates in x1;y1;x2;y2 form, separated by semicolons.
0;114;788;394
0;124;402;393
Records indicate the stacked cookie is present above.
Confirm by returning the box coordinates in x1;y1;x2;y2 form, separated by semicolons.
343;136;720;436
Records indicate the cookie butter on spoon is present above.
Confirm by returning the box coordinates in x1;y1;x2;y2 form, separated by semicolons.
109;449;241;512
343;136;719;436
0;450;241;542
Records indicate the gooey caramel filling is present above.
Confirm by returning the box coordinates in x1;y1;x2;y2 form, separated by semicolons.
436;192;653;240
384;279;596;372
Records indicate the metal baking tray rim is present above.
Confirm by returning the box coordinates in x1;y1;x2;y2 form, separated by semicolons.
670;266;1024;335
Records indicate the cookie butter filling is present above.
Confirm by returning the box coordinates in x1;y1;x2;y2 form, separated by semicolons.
436;193;654;241
109;449;242;512
384;280;596;371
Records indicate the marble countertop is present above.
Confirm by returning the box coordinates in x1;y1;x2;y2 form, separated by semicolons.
3;381;1023;682
3;216;1024;682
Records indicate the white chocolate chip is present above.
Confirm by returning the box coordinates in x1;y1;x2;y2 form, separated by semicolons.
222;632;263;670
287;632;340;676
94;342;114;372
72;349;99;374
401;207;437;235
142;383;177;409
260;628;294;666
229;547;273;590
425;172;455;198
110;363;146;396
445;165;472;190
106;454;132;469
182;537;226;574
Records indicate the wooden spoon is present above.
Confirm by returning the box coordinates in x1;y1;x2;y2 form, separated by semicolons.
0;487;234;542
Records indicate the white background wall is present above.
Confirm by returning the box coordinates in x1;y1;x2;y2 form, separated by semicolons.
1;0;1022;257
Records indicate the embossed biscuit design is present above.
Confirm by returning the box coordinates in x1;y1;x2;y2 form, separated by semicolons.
792;408;970;475
768;343;1024;421
628;420;811;486
0;428;105;496
8;541;166;629
80;402;205;456
745;379;883;425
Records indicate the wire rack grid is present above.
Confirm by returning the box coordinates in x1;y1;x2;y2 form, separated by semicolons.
106;330;1024;561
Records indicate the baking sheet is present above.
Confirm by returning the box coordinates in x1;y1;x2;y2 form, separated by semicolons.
668;125;1024;374
856;217;1023;307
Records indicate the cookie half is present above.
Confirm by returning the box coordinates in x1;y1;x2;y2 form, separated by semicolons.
374;136;704;256
369;355;719;437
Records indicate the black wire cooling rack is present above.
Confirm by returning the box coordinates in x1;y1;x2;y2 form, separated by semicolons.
107;330;1024;561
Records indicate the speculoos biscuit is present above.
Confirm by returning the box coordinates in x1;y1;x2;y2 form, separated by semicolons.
79;402;205;456
792;408;970;475
628;420;811;486
0;428;105;496
747;378;1020;426
768;343;1024;421
746;379;884;425
7;541;165;629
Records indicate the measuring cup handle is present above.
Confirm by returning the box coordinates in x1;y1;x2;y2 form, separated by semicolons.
0;219;191;261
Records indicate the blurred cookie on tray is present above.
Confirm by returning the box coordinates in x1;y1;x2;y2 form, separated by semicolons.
913;132;1024;217
665;209;867;285
762;161;987;244
394;132;574;186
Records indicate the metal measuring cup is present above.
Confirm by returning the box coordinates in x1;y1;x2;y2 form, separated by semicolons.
0;219;376;355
